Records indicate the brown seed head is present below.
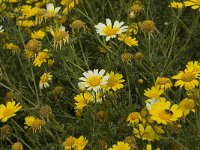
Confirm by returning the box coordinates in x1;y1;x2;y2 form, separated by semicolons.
39;105;52;118
134;52;144;61
121;53;134;65
26;39;41;52
139;20;156;34
124;136;138;150
71;20;86;30
1;124;11;139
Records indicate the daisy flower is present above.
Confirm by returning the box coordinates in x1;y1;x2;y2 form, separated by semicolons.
50;26;69;49
31;30;46;40
46;3;61;18
184;0;200;10
144;86;164;102
146;98;162;110
79;69;109;92
63;136;77;150
39;72;52;89
169;2;184;9
150;99;182;125
179;98;195;117
94;18;128;41
172;69;199;90
155;77;172;90
105;71;125;91
108;141;130;150
118;34;139;47
127;112;141;125
33;49;49;67
0;101;22;122
25;116;45;133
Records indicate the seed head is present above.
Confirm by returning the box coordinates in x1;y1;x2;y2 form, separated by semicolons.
124;136;138;150
26;39;41;52
139;20;156;34
134;52;144;61
121;53;134;65
1;124;11;140
71;20;86;30
130;4;143;14
39;105;52;118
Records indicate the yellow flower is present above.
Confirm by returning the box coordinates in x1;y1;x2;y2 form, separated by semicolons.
31;30;46;39
63;136;77;150
4;43;20;54
150;99;182;125
184;0;200;10
12;142;23;150
20;5;39;19
16;20;35;27
74;92;93;110
33;49;49;67
50;26;69;49
105;71;125;91
133;124;156;142
127;23;139;35
186;61;200;74
0;101;22;122
62;0;80;15
169;2;184;9
179;98;195;117
79;69;109;92
74;136;88;150
144;86;164;102
118;34;139;47
39;72;52;89
25;116;45;133
155;77;172;90
6;0;18;3
94;18;128;41
108;141;130;150
127;112;141;125
172;69;199;90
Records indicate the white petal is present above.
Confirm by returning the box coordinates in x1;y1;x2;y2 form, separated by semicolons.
46;3;54;10
99;69;105;76
106;18;112;26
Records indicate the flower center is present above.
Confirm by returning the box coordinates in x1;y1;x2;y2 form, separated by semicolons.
41;75;49;83
86;76;101;87
157;78;169;85
105;27;117;35
3;109;14;117
38;53;48;61
65;137;76;147
54;31;68;41
107;78;116;87
183;102;194;109
31;119;44;129
181;72;195;82
159;110;173;120
130;112;139;120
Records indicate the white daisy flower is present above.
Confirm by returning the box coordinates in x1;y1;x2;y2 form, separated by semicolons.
79;69;109;92
50;26;69;49
46;3;61;18
0;26;4;33
94;18;128;41
39;73;52;89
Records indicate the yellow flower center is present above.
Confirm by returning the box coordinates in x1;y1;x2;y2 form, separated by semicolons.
65;137;76;147
181;72;195;82
104;27;117;35
183;102;194;109
86;76;101;87
38;53;48;61
157;77;169;85
159;110;173;120
41;75;49;83
129;112;139;120
3;109;14;117
54;31;68;41
107;78;116;87
31;119;44;129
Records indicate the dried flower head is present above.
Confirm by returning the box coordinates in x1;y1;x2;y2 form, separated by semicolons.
139;20;157;36
5;91;14;101
39;105;52;118
134;52;144;61
53;86;64;100
12;142;23;150
71;20;86;30
96;110;108;122
124;136;138;150
130;4;143;14
121;53;134;65
96;139;107;150
1;124;11;140
26;39;42;52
